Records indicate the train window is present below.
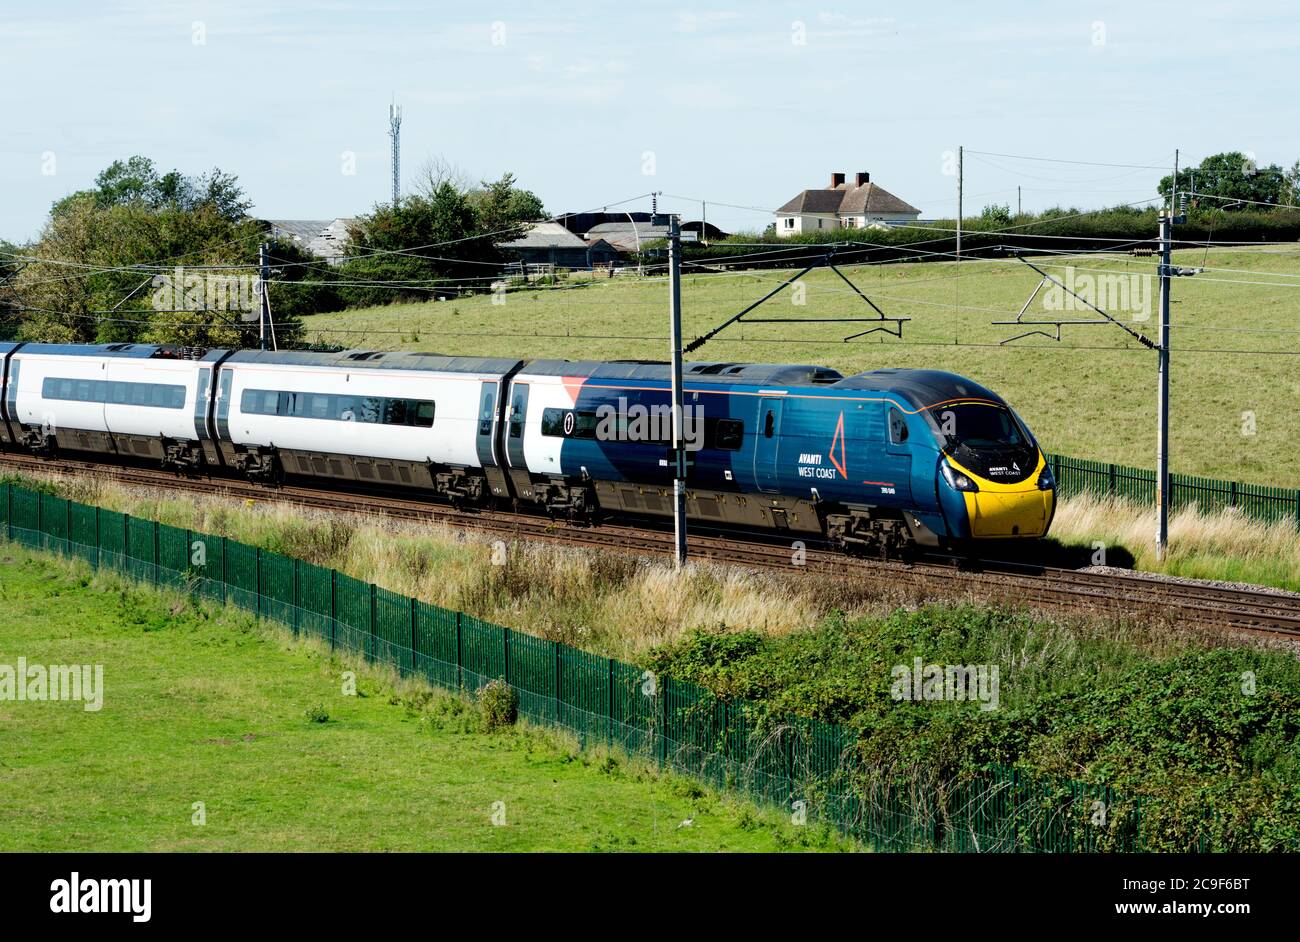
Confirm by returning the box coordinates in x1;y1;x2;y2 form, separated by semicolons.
888;407;909;444
712;418;744;450
383;398;409;426
510;391;526;438
763;409;775;439
43;376;185;409
541;408;598;439
239;388;433;427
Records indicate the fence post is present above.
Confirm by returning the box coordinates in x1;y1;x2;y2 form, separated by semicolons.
455;611;463;691
1108;463;1116;495
1295;490;1299;532
659;677;669;769
368;582;377;663
255;547;262;617
1230;480;1238;508
607;657;614;749
65;498;72;558
291;559;300;635
553;642;562;725
152;519;159;585
218;536;227;605
503;627;511;685
329;568;337;653
409;597;418;677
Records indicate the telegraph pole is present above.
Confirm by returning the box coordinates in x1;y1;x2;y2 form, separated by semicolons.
1155;210;1171;561
258;241;270;351
666;209;688;568
1156;149;1193;561
956;145;963;260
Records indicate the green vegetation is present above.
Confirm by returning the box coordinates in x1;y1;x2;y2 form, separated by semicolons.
646;606;1300;851
0;545;851;852
302;245;1300;486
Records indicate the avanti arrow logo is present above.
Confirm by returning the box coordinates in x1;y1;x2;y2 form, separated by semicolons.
829;411;847;479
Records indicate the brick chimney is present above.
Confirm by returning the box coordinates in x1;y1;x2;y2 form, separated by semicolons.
855;171;870;187
830;172;846;188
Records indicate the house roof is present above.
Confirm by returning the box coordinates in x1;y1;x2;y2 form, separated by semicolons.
502;221;589;250
776;182;920;217
263;218;354;258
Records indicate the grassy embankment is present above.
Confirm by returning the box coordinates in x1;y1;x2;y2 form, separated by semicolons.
6;466;1299;668
0;545;852;852
301;246;1300;488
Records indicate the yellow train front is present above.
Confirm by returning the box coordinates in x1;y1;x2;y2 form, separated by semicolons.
928;397;1057;544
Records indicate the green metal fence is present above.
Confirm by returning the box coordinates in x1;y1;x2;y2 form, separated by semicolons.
1047;452;1300;529
0;480;1153;852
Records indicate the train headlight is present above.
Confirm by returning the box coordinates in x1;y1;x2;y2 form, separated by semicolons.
1037;465;1055;490
941;461;979;493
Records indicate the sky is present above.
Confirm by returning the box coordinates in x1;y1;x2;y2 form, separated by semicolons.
2;0;1298;243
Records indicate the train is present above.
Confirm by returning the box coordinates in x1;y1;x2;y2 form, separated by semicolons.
0;342;1056;554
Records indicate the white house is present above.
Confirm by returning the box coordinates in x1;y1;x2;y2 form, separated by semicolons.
774;172;921;236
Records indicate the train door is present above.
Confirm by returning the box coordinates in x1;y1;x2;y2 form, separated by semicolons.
477;380;510;499
503;382;536;500
476;381;497;467
754;397;784;493
878;405;913;505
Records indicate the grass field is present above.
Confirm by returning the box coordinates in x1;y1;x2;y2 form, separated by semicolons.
0;545;852;852
301;245;1300;487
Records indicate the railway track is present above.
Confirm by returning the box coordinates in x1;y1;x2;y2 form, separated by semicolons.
3;450;1299;642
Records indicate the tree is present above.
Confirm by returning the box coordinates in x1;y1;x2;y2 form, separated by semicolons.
1283;160;1300;207
979;203;1012;226
12;156;268;346
413;154;473;198
94;156;163;208
467;172;546;236
1158;152;1289;208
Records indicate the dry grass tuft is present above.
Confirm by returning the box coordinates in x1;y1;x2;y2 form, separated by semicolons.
1051;492;1300;591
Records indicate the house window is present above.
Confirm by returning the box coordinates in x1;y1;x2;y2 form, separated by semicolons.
844;217;856;229
783;217;794;229
817;219;823;229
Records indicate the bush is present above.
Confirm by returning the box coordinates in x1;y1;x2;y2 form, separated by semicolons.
304;703;329;723
478;679;517;730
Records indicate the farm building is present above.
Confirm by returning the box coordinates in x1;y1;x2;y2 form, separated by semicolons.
583;219;728;253
774;172;921;236
502;222;619;269
259;218;354;263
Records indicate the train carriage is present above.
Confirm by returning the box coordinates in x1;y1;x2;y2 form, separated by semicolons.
507;360;1055;551
0;343;209;466
213;349;524;500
